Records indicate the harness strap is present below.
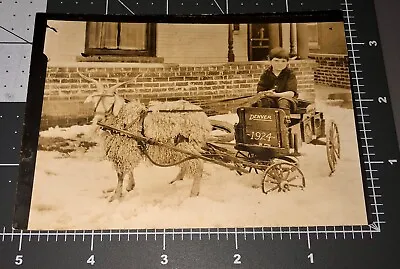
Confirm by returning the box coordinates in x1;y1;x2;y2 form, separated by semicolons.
135;109;197;167
93;95;103;112
93;93;116;117
139;110;148;137
137;140;197;167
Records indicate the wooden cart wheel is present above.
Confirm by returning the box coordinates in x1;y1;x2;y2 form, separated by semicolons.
262;161;305;194
234;151;265;176
326;120;341;176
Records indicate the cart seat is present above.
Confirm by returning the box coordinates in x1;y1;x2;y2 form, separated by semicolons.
293;99;315;114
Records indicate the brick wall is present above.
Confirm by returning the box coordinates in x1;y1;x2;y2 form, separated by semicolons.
309;53;351;89
40;60;317;130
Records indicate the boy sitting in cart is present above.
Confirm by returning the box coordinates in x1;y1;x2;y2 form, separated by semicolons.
251;47;298;124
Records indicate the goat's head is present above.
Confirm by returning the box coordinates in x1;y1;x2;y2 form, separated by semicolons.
84;87;126;123
79;71;144;124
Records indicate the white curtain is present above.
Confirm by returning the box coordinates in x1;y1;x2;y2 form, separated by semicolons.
86;22;147;50
87;22;118;49
119;23;147;50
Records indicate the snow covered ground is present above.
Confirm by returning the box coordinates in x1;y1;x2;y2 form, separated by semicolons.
27;97;368;230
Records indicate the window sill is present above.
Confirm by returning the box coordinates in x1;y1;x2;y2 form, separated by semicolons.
76;54;164;63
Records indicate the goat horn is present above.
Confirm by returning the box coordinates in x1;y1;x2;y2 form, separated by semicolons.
77;70;105;92
109;73;145;92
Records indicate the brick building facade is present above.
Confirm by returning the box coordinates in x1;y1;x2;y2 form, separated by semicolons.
41;60;316;130
308;22;351;89
39;20;349;130
310;54;350;89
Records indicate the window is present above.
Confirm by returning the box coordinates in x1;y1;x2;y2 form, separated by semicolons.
83;22;156;57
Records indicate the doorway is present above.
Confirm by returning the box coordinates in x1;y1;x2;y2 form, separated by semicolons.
248;24;271;61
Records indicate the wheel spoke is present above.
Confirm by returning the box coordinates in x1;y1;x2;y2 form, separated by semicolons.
288;184;303;189
267;168;282;182
333;139;340;151
264;178;279;184
328;144;339;162
334;148;340;159
331;148;337;162
262;162;305;194
287;175;300;183
282;170;291;181
276;166;285;179
326;121;341;175
264;185;280;194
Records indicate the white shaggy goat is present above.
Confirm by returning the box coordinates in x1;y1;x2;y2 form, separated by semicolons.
79;72;212;202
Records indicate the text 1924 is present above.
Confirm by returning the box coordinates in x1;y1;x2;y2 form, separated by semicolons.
248;131;273;141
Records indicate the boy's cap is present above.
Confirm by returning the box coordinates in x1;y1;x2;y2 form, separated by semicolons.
269;47;290;60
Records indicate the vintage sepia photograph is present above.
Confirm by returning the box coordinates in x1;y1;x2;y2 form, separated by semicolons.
19;16;368;230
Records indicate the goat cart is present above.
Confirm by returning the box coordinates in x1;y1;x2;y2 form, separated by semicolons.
96;98;341;195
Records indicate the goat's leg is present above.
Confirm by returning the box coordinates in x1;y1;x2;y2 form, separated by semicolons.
126;171;135;192
190;174;201;197
189;161;203;197
109;171;125;202
169;166;186;184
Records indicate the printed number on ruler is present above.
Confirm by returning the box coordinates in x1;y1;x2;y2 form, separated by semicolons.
369;40;378;46
161;254;168;265
15;255;23;266
308;253;314;264
87;255;95;266
234;254;241;264
378;96;387;104
367;40;387;104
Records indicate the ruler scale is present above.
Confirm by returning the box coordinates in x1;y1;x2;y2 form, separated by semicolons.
1;0;400;268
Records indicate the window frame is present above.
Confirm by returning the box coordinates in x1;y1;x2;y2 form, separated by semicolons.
83;22;157;57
